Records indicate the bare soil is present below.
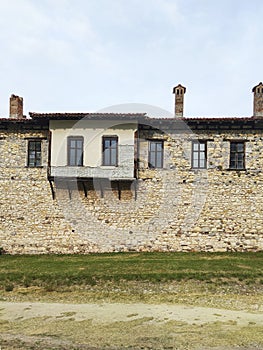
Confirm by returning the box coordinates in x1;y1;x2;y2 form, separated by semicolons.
0;300;262;350
0;280;263;349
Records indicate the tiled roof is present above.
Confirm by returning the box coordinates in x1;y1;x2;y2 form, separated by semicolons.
28;112;261;122
182;116;255;122
1;114;262;126
182;117;256;123
0;118;29;122
29;112;148;120
0;117;47;123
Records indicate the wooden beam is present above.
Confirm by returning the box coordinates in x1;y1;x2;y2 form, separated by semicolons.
67;181;72;200
82;181;88;197
117;181;121;200
100;180;104;198
48;179;56;200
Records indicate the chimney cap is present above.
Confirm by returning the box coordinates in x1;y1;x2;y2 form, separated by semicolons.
173;84;186;94
252;82;263;92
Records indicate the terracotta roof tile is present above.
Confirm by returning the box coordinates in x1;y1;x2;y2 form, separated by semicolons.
29;112;148;120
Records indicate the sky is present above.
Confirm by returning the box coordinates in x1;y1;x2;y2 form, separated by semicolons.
0;0;263;118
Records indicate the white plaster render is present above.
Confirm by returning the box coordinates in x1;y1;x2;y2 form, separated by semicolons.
50;120;137;178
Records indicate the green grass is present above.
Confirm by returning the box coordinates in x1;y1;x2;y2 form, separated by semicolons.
0;252;263;290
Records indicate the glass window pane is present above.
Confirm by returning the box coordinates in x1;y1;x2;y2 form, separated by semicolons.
68;138;83;166
148;141;163;168
103;137;118;165
76;150;82;165
156;152;162;167
193;152;199;160
231;154;236;162
77;140;83;148
193;143;199;151
230;142;245;169
150;142;156;151
230;143;236;151
192;142;206;169
237;143;244;152
199;152;205;160
193;159;198;168
111;139;117;148
199;143;205;151
29;142;35;150
70;140;75;148
104;139;110;149
230;160;236;168
149;153;155;167
69;149;75;165
199;159;205;168
237;161;244;169
111;149;117;164
28;141;41;167
237;153;243;161
156;142;162;151
104;149;110;165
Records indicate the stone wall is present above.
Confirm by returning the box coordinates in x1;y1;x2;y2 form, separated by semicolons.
136;125;263;252
0;123;98;254
1;120;263;253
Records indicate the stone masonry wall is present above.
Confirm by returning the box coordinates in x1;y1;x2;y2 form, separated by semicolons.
1;122;263;253
0;124;98;254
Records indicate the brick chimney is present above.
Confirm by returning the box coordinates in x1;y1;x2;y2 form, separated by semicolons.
252;82;263;117
173;84;186;117
9;94;24;119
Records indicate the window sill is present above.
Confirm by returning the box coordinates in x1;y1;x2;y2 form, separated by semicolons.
148;167;164;170
101;165;118;168
25;166;44;168
191;167;207;170
226;168;246;171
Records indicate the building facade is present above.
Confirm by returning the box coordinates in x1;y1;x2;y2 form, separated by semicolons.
1;85;263;254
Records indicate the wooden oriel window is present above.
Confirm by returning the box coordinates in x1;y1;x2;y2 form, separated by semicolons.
230;142;245;169
192;141;207;169
67;136;83;166
148;140;163;168
102;136;118;166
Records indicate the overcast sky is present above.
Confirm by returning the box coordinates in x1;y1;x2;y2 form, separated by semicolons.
0;0;262;118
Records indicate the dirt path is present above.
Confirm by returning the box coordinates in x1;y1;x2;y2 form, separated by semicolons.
0;301;263;349
1;301;263;325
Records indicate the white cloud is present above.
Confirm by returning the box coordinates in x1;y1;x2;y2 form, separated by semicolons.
154;0;183;24
0;0;100;65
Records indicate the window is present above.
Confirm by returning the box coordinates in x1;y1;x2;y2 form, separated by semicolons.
102;136;118;166
68;136;83;166
28;140;41;167
230;142;245;169
192;141;206;169
148;140;163;168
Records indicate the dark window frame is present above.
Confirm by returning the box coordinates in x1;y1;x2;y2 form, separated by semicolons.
102;136;118;166
191;141;207;169
229;141;245;170
67;136;84;166
27;140;42;167
148;140;164;169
